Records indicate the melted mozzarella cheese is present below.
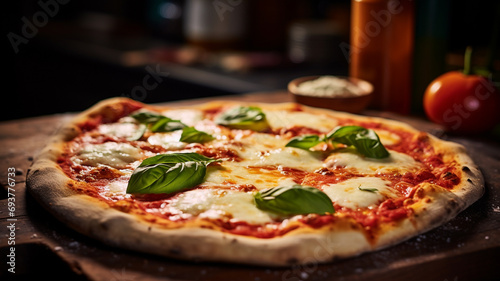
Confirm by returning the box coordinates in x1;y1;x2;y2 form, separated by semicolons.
107;180;128;194
251;148;322;172
322;177;396;209
73;142;142;168
324;150;421;175
98;123;140;139
264;110;337;132
193;120;226;137
168;189;274;224
373;129;401;146
147;131;187;150
162;109;203;126
204;163;298;191
235;133;324;172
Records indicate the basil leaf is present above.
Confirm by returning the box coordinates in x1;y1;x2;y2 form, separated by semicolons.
284;126;389;159
149;117;186;132
285;135;323;150
327;126;389;159
126;153;220;194
358;186;378;193
254;185;334;216
130;112;165;124
130;111;186;133
180;127;215;143
215;106;269;131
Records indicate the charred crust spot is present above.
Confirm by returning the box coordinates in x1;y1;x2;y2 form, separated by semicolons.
448;199;458;208
231;238;238;244
286;257;299;265
444;199;459;215
462;166;471;172
441;172;460;185
467;178;473;183
416;132;429;142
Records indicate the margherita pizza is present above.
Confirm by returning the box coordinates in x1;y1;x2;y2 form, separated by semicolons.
27;97;484;266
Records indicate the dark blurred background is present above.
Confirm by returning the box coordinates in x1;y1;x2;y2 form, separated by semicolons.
3;0;499;121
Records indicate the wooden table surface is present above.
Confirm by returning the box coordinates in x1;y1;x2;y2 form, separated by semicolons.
1;91;499;281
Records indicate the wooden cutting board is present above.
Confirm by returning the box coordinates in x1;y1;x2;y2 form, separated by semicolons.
1;92;499;281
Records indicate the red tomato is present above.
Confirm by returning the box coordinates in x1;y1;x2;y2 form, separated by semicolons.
423;71;500;133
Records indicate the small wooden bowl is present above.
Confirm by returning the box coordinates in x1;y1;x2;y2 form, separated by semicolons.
288;76;373;113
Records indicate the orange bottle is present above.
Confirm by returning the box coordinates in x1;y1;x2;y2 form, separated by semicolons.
348;0;414;114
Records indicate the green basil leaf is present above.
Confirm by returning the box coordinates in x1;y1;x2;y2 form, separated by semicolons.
130;111;186;133
149;117;186;132
284;126;389;158
285;135;323;150
358;186;378;193
179;127;215;143
126;153;220;194
215;106;269;131
130;112;165;124
254;185;334;216
327;126;389;159
325;125;364;140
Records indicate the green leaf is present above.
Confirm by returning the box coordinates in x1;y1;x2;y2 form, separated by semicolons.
149;117;186;132
358;186;378;193
130;111;186;133
180;127;215;143
327;126;389;159
215;106;269;131
130;112;165;124
126;153;220;194
285;125;389;159
285;135;323;150
254;185;334;216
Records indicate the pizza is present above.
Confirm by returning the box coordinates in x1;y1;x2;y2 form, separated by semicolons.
27;97;484;266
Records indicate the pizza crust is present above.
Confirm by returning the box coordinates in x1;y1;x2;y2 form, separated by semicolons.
27;97;484;266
